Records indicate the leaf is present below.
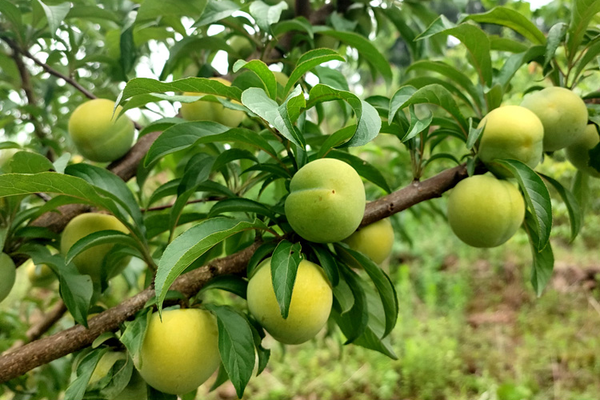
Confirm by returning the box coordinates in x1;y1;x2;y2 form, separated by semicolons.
233;60;277;100
241;87;305;147
466;118;485;150
193;0;240;27
136;0;207;22
283;49;345;96
270;240;302;319
307;84;381;148
65;230;141;267
120;309;152;366
389;84;468;135
493;159;552;250
402;105;433;142
205;305;255;398
566;0;600;61
66;5;119;22
119;24;137;77
326;150;392;194
332;265;368;343
573;38;600;82
247;241;277;278
496;46;545;90
249;0;289;32
310;243;339;287
64;349;107;400
524;211;554;297
8;151;54;173
539;173;582;242
159;37;234;81
272;17;314;39
0;0;23;34
416;16;492;87
155;218;266;311
544;22;568;67
144;123;278;167
335;244;398;337
36;0;71;38
209;198;276;219
200;275;247;298
463;6;546;44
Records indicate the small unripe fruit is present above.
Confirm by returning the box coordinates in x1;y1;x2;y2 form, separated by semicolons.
247;259;333;344
285;158;366;243
521;87;588;151
60;213;130;283
26;260;56;287
566;124;600;178
478;105;544;172
447;175;525;248
180;78;245;127
343;218;394;264
137;309;220;395
68;99;135;162
0;253;16;303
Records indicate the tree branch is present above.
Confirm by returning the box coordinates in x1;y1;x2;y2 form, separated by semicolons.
0;164;468;384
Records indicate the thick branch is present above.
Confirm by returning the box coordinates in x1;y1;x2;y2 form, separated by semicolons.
0;165;468;383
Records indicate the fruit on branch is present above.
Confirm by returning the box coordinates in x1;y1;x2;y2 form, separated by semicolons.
26;260;56;288
0;253;16;303
343;218;394;264
227;35;254;66
315;34;340;50
137;308;220;395
180;77;246;127
60;213;130;284
247;258;333;344
68;99;135;162
566;124;600;178
285;158;366;243
478;105;544;173
520;87;588;152
447;174;525;248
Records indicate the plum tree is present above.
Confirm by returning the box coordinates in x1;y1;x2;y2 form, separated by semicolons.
0;253;15;303
566;124;600;178
25;260;55;288
343;218;394;264
60;213;130;283
477;105;544;172
520;87;588;151
68;99;135;162
447;175;525;248
137;308;220;395
285;158;365;243
247;258;333;344
180;78;246;127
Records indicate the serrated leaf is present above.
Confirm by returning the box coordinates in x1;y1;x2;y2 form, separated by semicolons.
539;173;582;242
64;349;107;400
283;49;345;96
36;0;70;37
524;211;554;296
155;218;266;311
271;240;302;319
194;0;240;27
544;22;568;67
463;6;546;44
205;304;255;398
493;159;552;250
120;309;152;365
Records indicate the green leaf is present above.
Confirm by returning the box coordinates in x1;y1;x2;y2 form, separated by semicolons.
8;151;54;173
573;38;600;82
524;211;554;296
272;17;314;39
119;309;152;367
335;244;398;337
194;0;240;27
316;30;393;84
64;349;107;400
416;17;492;87
155;218;266;311
310;243;339;287
496;46;545;90
159;37;234;81
35;0;71;38
205;304;255;398
65;230;140;267
493;159;552;250
66;5;120;22
539;173;582;242
402;105;433;142
247;241;277;278
200;275;247;298
270;240;302;319
403;76;475;111
0;0;23;34
466;118;485;150
332;265;368;343
233;60;277;100
249;0;289;32
209;198;276;219
326;150;392;194
389;84;468;135
544;22;568;67
463;6;546;44
136;0;207;22
566;0;600;61
307;84;381;148
283;49;345;96
241;87;305;147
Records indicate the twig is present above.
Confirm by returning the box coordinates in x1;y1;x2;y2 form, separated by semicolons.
143;197;226;213
0;164;470;383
